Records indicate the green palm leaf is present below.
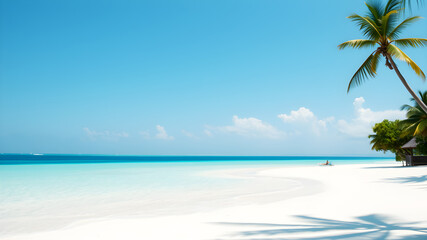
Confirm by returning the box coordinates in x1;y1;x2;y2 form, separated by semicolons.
338;39;377;49
414;119;427;135
347;51;380;92
393;38;427;48
366;2;383;25
400;91;427;137
402;121;420;136
348;14;381;40
381;10;399;36
388;16;423;39
384;0;402;13
387;44;426;79
401;104;415;110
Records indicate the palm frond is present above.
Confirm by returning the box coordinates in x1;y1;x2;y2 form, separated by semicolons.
381;10;399;36
401;92;427;112
348;14;381;40
401;104;414;110
401;121;420;136
384;0;402;13
393;38;427;48
401;91;426;109
388;44;426;79
420;90;427;103
371;50;382;73
414;119;427;135
347;51;380;92
388;16;422;39
338;39;377;50
407;111;425;121
365;1;383;25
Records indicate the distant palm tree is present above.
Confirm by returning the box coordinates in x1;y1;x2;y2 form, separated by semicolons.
338;0;427;113
401;91;427;137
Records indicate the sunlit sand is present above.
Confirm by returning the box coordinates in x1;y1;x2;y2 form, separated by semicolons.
3;162;427;240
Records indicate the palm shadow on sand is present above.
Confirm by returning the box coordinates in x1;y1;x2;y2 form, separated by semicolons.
216;214;427;240
386;175;427;184
362;166;405;169
385;175;427;190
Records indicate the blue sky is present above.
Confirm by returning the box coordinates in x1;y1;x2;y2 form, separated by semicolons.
1;0;426;155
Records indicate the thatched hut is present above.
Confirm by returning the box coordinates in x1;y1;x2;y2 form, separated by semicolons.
402;137;427;166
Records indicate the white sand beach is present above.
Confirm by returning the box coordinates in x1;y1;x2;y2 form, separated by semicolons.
3;162;427;240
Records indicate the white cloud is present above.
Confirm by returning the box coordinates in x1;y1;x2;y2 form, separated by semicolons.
155;125;174;140
219;115;285;139
278;107;315;122
83;127;129;140
278;107;333;135
337;97;406;138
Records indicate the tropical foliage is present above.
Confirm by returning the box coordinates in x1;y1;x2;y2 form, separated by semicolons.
370;91;427;160
339;0;427;113
369;120;411;160
414;136;427;155
400;91;427;137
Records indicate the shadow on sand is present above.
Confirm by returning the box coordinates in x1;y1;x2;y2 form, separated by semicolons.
216;214;427;240
362;166;405;169
386;175;427;184
385;175;427;190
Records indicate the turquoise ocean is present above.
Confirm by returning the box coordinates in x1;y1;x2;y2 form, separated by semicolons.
0;154;395;205
0;154;395;236
0;154;395;201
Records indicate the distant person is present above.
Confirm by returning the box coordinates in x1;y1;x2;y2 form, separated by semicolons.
320;160;332;166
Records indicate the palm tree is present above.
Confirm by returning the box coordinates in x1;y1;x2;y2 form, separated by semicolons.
401;91;427;137
338;0;427;113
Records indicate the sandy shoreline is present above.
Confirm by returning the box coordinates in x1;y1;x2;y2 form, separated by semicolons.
3;162;427;240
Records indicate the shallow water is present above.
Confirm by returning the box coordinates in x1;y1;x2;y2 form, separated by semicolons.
0;155;395;236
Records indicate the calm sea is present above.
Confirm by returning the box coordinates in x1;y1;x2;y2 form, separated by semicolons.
0;154;395;236
0;154;395;206
0;154;394;165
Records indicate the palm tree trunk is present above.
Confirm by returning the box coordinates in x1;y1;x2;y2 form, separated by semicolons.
386;54;427;114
